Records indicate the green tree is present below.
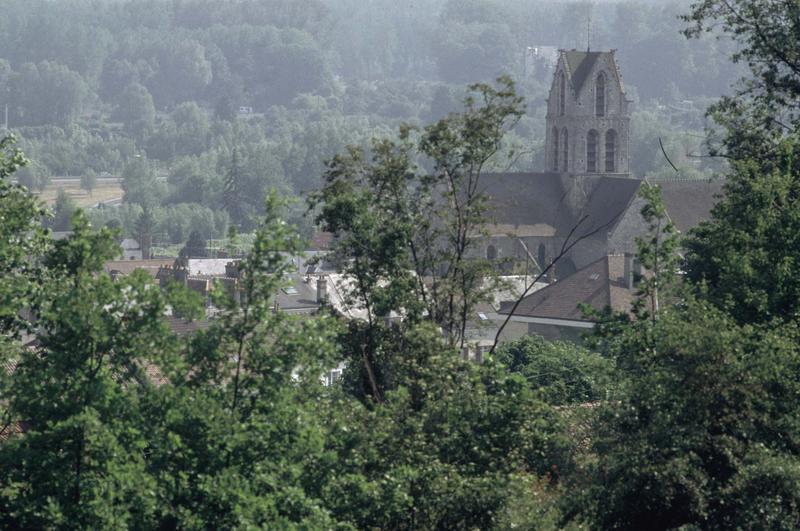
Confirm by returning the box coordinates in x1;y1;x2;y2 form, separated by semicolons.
134;207;155;259
180;229;207;259
149;38;212;106
171;101;210;157
122;156;163;207
142;193;343;527
8;61;88;127
15;162;50;192
223;146;244;227
634;182;681;321
80;169;97;196
568;301;800;529
312;77;524;402
0;136;47;335
0;214;168;528
321;355;572;529
432;0;518;84
494;335;615;406
49;188;77;232
113;82;156;137
686;137;800;325
683;0;800;159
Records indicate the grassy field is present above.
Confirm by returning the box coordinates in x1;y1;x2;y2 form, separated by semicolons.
34;181;124;208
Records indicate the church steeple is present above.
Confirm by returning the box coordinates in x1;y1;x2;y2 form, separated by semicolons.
544;49;631;176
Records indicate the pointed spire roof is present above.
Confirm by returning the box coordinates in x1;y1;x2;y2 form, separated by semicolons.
560;49;625;96
563;50;604;94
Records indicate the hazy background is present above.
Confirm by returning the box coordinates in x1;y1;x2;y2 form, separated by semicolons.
0;0;738;245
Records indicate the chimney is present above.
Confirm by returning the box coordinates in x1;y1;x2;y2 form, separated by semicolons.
225;261;239;279
316;276;328;304
175;266;188;286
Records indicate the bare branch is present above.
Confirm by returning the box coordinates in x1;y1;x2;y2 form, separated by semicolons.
659;137;679;173
489;209;625;354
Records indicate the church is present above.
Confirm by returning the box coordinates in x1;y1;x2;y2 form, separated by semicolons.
480;49;721;338
482;49;720;279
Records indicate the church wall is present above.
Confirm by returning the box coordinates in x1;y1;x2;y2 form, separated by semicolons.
478;233;609;280
479;235;557;275
608;195;648;254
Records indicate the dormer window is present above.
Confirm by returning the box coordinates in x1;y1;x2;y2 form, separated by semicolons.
595;72;606;117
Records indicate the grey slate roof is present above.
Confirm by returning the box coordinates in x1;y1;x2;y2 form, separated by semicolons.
483;173;722;242
481;172;640;240
574;176;641;238
564;51;605;94
654;178;723;233
479;172;564;235
275;274;320;313
498;254;635;321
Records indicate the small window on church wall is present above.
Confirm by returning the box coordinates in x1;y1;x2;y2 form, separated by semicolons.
605;129;617;172
561;128;569;172
552;127;559;171
558;72;566;116
537;243;546;271
587;130;598;172
486;245;497;260
595;73;606;117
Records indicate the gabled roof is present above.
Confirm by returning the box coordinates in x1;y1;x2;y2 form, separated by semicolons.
498;254;635;321
483;173;722;242
481;172;639;240
574;176;641;237
480;172;564;237
654;178;723;233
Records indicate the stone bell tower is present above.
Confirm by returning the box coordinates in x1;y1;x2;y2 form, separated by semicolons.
545;49;631;176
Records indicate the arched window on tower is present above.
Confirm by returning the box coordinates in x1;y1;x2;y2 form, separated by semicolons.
486;244;497;260
561;128;569;172
552;127;559;171
558;72;566;116
595;72;606;117
605;129;617;172
586;129;598;172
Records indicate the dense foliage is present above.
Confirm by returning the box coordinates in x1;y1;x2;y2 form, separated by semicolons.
0;137;572;527
3;0;800;528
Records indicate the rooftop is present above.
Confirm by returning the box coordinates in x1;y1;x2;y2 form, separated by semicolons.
498;254;635;322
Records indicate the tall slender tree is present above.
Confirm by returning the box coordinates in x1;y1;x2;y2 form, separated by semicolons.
223;147;244;228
